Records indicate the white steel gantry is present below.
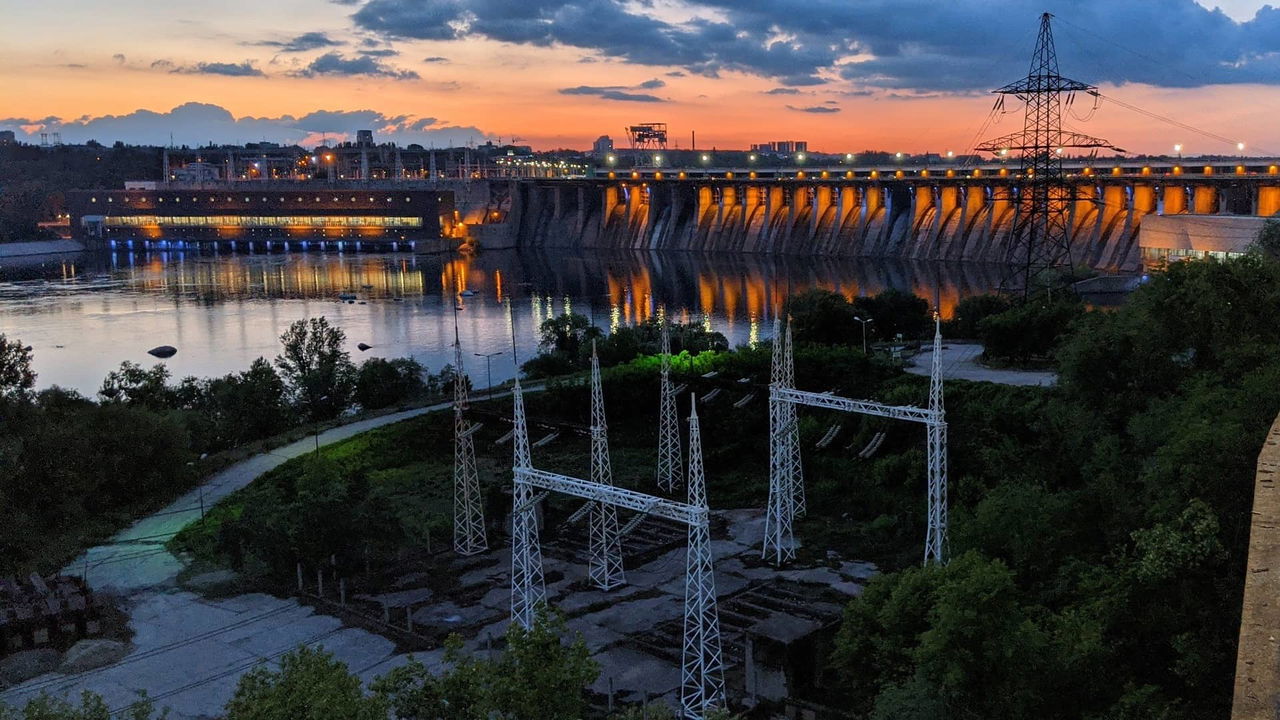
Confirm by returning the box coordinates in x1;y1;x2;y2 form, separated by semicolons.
453;338;488;556
589;342;626;590
657;323;683;493
508;380;724;719
762;315;950;566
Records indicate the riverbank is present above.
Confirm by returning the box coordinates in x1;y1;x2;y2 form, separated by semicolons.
0;239;84;257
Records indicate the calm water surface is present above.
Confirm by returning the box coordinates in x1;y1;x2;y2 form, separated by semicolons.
0;249;1005;394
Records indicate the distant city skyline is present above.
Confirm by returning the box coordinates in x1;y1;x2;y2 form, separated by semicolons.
2;0;1279;155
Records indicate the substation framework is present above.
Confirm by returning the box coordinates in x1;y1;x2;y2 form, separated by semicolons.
453;332;489;556
508;344;726;719
762;316;949;566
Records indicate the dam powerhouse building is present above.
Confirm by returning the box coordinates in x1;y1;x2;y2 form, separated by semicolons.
66;185;457;250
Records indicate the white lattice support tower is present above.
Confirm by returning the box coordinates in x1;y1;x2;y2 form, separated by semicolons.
924;315;949;564
783;318;806;518
680;399;725;719
657;323;683;492
453;341;488;556
762;318;796;564
510;379;546;629
589;343;626;590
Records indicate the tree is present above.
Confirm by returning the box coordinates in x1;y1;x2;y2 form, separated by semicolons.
538;313;594;357
1247;217;1280;259
0;334;35;396
374;609;598;720
275;317;355;421
784;288;858;346
224;646;386;720
355;357;425;410
98;362;173;409
486;609;599;720
0;691;162;720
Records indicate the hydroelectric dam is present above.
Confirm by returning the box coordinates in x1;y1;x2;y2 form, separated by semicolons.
495;160;1280;271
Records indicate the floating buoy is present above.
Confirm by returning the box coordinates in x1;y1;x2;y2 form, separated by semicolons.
357;343;372;351
147;345;177;359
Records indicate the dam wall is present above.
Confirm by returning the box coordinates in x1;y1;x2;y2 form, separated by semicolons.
506;171;1280;271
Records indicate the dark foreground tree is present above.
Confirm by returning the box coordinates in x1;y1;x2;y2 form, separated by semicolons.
0;333;35;396
224;646;386;720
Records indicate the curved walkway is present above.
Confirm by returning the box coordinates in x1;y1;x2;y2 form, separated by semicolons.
906;342;1057;387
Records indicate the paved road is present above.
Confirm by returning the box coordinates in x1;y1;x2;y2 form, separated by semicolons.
906;343;1057;387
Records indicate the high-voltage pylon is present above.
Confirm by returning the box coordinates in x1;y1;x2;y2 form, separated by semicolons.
681;399;725;718
976;12;1119;296
656;323;683;492
452;339;488;556
589;343;625;590
510;376;546;629
764;318;950;566
924;315;949;564
762;318;797;565
783;319;805;518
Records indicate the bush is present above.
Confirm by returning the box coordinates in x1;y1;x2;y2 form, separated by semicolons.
944;294;1014;339
978;297;1084;364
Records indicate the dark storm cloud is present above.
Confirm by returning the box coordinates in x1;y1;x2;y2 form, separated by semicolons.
293;52;420;79
255;31;344;53
344;0;1280;90
0;102;487;147
558;86;663;102
787;104;840;113
173;61;265;77
558;76;667;102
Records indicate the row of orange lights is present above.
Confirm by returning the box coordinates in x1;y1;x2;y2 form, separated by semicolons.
605;165;1280;181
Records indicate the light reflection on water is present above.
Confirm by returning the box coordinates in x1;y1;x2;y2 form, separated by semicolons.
0;250;1005;394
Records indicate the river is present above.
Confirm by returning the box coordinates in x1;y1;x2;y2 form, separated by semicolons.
0;248;1005;394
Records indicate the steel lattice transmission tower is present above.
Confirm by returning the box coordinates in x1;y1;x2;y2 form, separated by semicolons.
510;376;546;629
452;339;488;556
924;315;949;564
782;319;805;518
656;323;683;492
761;317;797;565
976;12;1119;295
589;343;626;590
681;399;725;718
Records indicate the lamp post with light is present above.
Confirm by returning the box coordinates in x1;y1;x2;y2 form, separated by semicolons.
853;317;873;355
474;351;504;399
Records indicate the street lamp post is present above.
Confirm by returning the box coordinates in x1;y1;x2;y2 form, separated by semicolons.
853;317;873;355
474;351;504;399
312;394;330;455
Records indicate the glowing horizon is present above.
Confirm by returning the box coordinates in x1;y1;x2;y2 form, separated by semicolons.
2;0;1278;155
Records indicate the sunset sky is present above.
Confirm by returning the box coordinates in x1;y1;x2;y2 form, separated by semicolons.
2;0;1279;155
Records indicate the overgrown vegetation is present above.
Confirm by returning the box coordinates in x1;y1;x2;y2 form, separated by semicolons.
0;317;450;574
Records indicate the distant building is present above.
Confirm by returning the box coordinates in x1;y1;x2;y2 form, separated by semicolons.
171;162;221;183
0;130;15;146
750;140;808;155
592;135;614;157
356;130;374;147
